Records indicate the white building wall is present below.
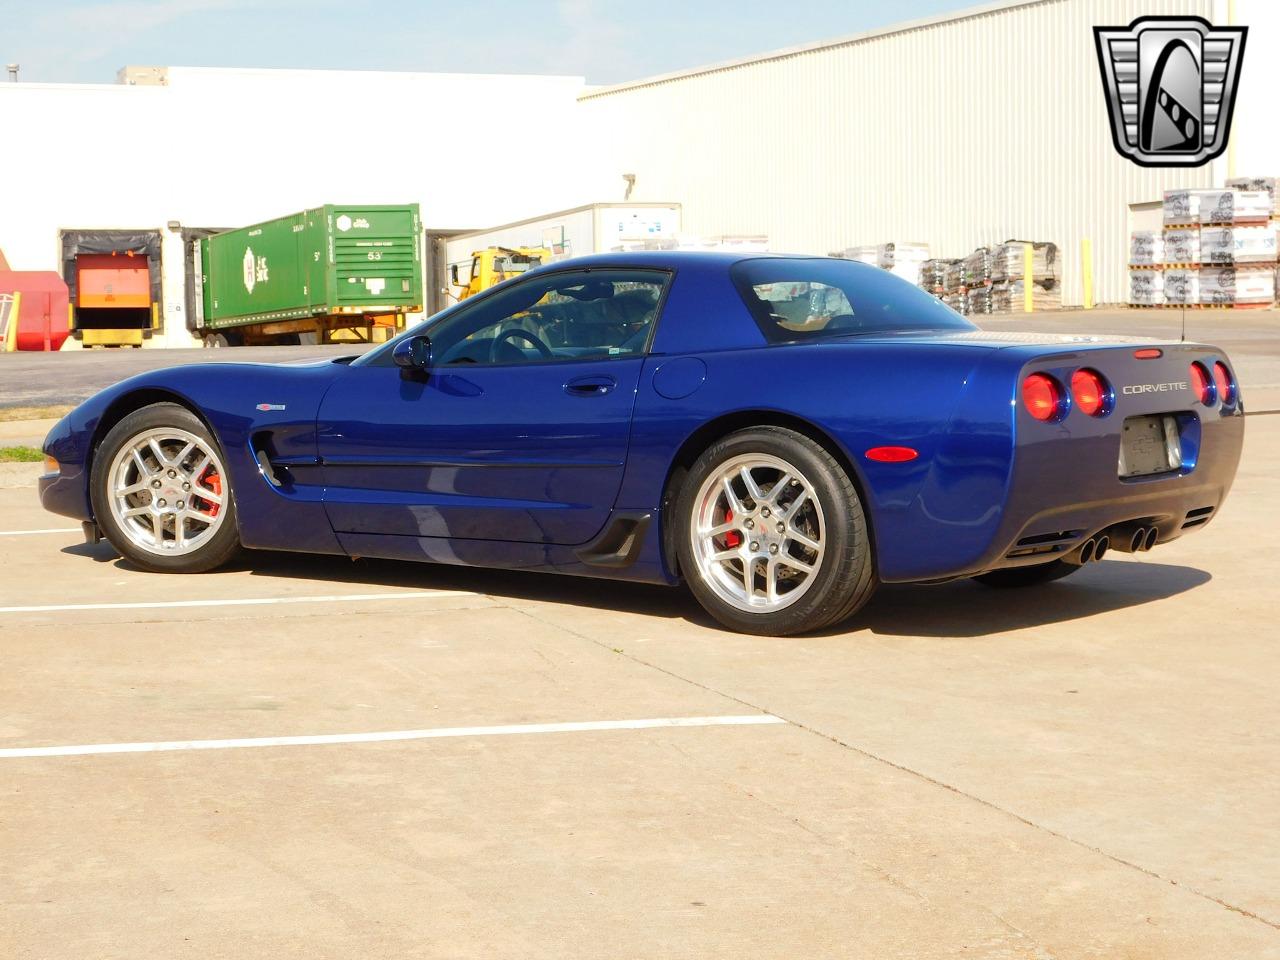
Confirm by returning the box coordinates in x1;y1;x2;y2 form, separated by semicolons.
0;67;593;277
578;0;1232;306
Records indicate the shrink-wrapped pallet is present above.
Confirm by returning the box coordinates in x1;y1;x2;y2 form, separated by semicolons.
943;259;965;294
877;242;930;268
1225;176;1277;208
840;245;880;265
1163;268;1200;305
1198;224;1278;264
968;286;991;315
942;292;968;315
1130;231;1164;266
1162;228;1201;264
1164;190;1214;224
1128;270;1165;306
962;247;991;287
1200;266;1276;305
1200;190;1272;225
918;259;948;292
991;277;1063;312
990;241;1059;281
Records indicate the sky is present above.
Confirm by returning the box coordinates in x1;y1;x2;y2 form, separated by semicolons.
1;0;980;85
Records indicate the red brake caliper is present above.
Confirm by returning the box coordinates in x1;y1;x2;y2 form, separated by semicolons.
200;468;222;517
723;508;742;548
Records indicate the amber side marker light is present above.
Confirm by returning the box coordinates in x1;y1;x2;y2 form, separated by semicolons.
1133;348;1163;359
865;446;919;463
42;455;59;475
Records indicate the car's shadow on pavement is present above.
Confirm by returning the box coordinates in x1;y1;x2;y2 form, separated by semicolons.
63;541;1211;639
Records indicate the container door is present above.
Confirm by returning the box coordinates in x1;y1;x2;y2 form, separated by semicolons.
316;267;669;546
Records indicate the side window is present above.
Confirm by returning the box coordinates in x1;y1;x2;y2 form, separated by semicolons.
427;268;668;366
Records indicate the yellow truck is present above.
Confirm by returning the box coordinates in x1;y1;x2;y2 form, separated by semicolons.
450;246;551;301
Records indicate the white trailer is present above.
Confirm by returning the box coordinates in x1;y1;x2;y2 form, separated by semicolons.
432;202;681;311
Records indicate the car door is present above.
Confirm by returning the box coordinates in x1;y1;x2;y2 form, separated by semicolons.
316;266;670;546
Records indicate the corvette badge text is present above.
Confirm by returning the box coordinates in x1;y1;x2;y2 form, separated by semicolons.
1122;382;1189;395
1094;16;1247;167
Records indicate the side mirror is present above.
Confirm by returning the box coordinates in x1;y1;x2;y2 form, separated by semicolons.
393;335;432;376
449;264;460;285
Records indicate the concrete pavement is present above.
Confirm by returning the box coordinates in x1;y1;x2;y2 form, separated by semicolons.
1;417;1277;957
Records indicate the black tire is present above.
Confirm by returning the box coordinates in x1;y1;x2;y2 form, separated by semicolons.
674;426;876;636
972;560;1081;588
90;403;241;573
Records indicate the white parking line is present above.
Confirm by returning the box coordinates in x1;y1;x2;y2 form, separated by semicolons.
0;590;478;615
0;714;787;759
0;527;80;537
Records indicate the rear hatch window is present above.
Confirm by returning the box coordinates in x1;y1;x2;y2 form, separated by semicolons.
731;258;976;342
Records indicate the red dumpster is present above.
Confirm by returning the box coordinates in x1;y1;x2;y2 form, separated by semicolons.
0;271;71;351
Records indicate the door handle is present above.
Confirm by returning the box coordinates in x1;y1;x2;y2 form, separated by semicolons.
564;375;616;397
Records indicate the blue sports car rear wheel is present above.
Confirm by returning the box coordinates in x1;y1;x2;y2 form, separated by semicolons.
676;427;875;636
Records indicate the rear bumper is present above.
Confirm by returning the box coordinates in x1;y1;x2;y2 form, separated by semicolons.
950;408;1244;579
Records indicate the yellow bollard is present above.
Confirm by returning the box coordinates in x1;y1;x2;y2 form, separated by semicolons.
4;291;21;352
1022;243;1033;314
1081;237;1095;310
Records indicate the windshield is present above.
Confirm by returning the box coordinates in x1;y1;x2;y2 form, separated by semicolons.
730;257;976;342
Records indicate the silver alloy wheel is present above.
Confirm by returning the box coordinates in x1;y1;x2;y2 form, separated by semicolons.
690;453;826;613
106;426;228;556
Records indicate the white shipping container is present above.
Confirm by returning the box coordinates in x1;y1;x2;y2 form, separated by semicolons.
1199;266;1276;304
1130;231;1164;266
1199;190;1272;224
1199;225;1278;264
1129;269;1164;305
443;202;683;289
1162;228;1201;264
1162;268;1200;305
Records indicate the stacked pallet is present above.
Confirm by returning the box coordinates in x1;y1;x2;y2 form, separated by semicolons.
987;241;1060;313
991;277;1064;312
838;242;931;287
1133;184;1278;307
962;247;992;288
918;259;949;295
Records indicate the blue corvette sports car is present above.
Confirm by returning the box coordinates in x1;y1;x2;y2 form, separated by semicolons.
40;252;1244;635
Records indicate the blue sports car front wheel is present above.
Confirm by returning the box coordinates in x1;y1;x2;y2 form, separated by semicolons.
675;426;876;636
90;403;242;573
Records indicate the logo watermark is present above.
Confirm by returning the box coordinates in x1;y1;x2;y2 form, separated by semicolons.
1094;16;1246;167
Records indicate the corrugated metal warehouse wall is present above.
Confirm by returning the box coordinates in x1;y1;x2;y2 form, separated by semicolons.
579;0;1220;305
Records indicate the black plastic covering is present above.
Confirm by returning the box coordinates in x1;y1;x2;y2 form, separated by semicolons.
59;229;163;310
181;227;229;332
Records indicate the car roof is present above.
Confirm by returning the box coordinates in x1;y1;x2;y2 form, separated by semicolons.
535;250;825;271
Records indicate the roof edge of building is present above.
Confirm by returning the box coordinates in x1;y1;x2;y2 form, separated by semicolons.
578;0;1054;100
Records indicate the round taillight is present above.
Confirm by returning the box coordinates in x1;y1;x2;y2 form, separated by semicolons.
1022;373;1062;421
1212;361;1235;406
1070;368;1108;417
1189;362;1214;405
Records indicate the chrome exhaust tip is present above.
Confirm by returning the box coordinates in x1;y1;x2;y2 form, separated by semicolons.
1071;537;1097;566
1094;535;1110;561
1129;527;1147;553
1143;526;1159;551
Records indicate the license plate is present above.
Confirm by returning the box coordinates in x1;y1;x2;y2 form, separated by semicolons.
1119;414;1182;478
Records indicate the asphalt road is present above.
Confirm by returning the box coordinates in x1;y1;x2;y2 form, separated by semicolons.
1;417;1277;958
0;344;376;410
2;309;1277;411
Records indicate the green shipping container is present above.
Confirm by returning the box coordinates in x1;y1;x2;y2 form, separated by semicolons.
198;204;422;329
